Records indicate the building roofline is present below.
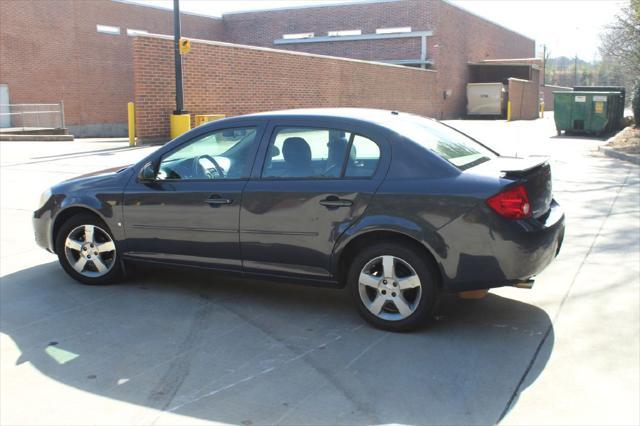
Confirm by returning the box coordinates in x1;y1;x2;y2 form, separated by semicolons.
112;0;535;47
274;31;432;45
469;62;541;70
135;33;437;74
440;0;535;43
222;0;402;15
481;58;542;62
469;62;533;66
110;0;222;20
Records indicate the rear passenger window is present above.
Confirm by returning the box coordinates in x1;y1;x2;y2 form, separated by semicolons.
345;135;380;178
263;128;351;178
262;127;380;179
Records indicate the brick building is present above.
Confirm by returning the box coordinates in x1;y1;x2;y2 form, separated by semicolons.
0;0;536;137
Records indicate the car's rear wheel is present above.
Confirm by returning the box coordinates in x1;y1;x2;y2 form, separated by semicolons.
348;242;438;331
55;213;123;285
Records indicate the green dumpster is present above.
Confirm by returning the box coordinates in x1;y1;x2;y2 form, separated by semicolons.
554;90;624;136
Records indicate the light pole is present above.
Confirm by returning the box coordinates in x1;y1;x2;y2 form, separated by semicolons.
173;0;184;114
169;0;190;139
542;44;546;86
573;26;579;87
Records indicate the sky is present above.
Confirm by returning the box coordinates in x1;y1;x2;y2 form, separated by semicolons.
126;0;628;61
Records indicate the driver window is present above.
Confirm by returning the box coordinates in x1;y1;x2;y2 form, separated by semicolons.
157;127;257;180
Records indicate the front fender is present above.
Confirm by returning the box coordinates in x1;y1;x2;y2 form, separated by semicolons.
49;193;125;250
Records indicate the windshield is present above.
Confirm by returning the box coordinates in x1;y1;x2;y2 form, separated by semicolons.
391;116;496;170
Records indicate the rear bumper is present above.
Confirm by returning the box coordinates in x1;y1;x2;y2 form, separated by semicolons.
503;199;565;278
443;199;565;292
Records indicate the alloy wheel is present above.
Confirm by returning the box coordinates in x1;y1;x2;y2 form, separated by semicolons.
358;255;422;321
64;224;116;278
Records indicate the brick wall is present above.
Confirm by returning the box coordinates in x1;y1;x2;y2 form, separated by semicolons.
1;0;537;136
132;35;439;143
223;0;435;62
0;0;222;136
222;0;535;119
430;1;535;118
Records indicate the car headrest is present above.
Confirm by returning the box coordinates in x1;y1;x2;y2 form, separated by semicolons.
282;137;312;165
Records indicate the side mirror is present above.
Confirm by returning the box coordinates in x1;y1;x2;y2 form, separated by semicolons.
138;162;157;181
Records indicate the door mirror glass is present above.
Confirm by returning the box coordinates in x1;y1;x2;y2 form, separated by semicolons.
139;162;157;181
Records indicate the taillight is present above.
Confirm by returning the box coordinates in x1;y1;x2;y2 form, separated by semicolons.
486;184;531;219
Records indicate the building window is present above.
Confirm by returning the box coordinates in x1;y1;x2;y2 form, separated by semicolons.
327;29;362;37
282;32;314;39
376;27;412;34
126;29;148;36
96;24;120;35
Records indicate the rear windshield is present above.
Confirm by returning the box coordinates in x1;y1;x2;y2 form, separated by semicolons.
391;116;496;170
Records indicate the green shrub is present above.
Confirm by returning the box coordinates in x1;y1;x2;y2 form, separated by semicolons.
633;80;640;128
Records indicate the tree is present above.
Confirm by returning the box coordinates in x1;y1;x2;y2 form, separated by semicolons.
633;81;640;126
599;0;640;97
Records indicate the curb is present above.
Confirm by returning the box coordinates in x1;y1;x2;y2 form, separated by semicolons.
598;145;640;165
0;134;75;142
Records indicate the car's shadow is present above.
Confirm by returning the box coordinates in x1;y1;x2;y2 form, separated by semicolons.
1;261;553;425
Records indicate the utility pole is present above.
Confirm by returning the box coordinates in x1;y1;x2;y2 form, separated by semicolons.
173;0;184;114
169;0;190;139
542;44;546;86
574;54;578;87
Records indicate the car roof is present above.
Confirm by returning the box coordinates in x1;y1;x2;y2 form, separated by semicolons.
241;108;431;128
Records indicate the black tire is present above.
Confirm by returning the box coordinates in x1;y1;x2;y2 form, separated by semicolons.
348;242;439;332
54;213;123;285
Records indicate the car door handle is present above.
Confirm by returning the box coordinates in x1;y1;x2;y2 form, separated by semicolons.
319;197;353;208
205;197;233;205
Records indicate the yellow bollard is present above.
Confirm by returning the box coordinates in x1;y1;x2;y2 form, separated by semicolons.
540;101;545;118
507;100;512;122
127;102;135;147
170;113;191;139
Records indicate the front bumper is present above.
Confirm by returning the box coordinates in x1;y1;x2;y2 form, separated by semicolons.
33;207;55;253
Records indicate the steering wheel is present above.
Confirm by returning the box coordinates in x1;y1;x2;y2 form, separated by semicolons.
194;154;225;179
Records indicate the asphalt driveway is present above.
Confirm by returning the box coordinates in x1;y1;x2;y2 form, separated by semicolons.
1;116;638;425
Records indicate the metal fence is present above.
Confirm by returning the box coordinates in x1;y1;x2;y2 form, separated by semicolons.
0;102;65;131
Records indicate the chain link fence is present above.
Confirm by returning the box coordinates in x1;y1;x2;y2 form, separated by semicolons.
0;102;65;131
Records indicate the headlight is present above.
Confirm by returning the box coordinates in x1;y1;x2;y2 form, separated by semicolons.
38;188;52;209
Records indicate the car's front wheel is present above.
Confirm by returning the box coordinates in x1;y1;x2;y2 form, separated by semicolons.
348;242;438;331
55;213;123;285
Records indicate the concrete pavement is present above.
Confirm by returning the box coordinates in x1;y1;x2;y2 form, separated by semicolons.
0;118;638;425
451;117;640;425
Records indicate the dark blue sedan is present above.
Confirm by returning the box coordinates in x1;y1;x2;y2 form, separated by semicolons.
33;109;564;331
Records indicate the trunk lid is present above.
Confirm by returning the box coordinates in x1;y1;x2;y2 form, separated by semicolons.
473;156;553;218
